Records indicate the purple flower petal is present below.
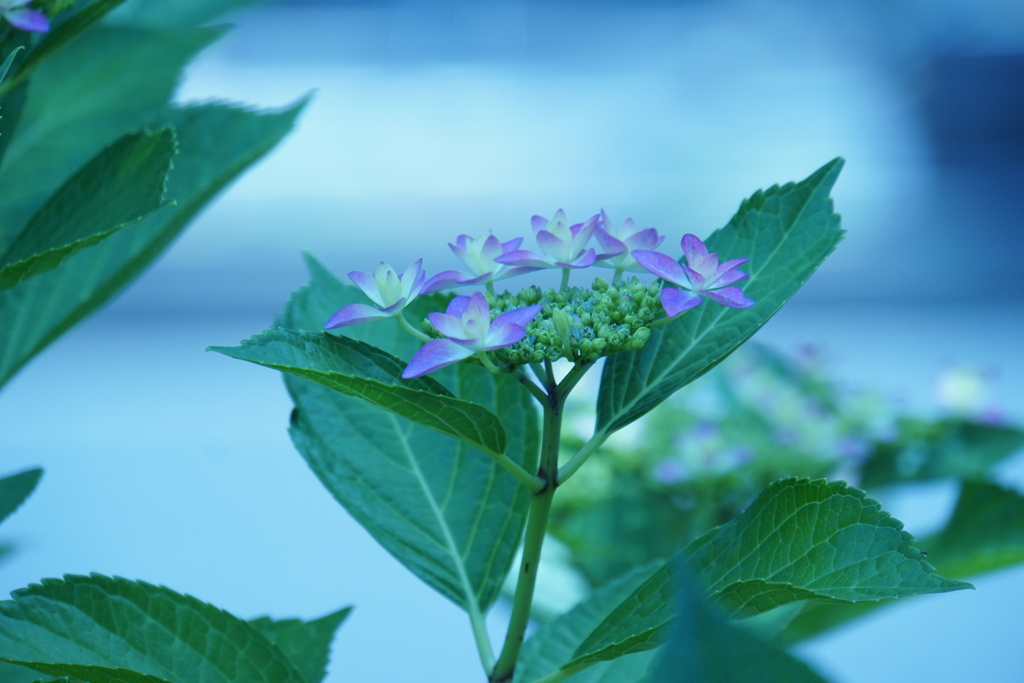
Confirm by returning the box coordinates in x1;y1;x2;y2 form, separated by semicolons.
626;227;664;251
494;249;554;269
325;303;397;329
594;228;628;258
681;263;706;288
402;339;475;378
660;288;703;317
707;267;750;289
445;295;472;318
633;249;687;284
4;6;49;32
536;229;568;256
422;269;463;294
681;234;713;271
347;269;382;303
555;248;597;269
492;304;543;330
701;286;755;308
428;311;471;340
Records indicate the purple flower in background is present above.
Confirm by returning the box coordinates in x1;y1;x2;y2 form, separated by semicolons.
402;292;542;378
494;209;599;270
0;0;49;32
593;210;665;271
447;233;530;286
633;234;754;317
324;259;458;329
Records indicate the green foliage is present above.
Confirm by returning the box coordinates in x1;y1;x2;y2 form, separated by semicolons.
272;256;539;612
0;575;315;683
860;418;1024;487
514;563;663;683
211;330;510;457
247;608;352;683
0;0;304;389
689;478;970;618
596;158;845;436
0;468;42;526
649;565;826;683
0;129;174;288
780;479;1024;642
0;102;304;387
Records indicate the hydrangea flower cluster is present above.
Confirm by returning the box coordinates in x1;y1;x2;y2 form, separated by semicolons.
325;211;755;378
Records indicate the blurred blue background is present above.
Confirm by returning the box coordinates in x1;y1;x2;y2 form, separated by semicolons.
2;0;1023;681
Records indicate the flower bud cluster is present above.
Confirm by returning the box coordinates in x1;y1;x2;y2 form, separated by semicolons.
480;277;660;365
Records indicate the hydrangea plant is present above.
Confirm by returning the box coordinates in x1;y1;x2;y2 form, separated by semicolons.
0;9;1017;676
203;158;983;682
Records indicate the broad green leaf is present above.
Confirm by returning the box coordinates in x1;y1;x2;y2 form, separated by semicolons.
0;129;174;288
780;479;1024;643
248;608;351;683
277;257;538;611
212;330;508;457
596;159;845;435
688;478;970;619
860;418;1024;488
110;0;271;28
0;468;42;526
567;565;674;670
0;574;306;683
0;0;130;98
0;24;223;242
650;564;826;683
0;101;304;389
515;562;665;683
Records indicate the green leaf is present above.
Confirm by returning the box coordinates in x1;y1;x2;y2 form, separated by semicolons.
515;562;665;683
567;565;674;671
211;330;509;457
0;0;130;99
276;257;538;612
0;25;223;242
0;468;42;526
0;101;304;389
780;480;1024;643
859;418;1024;488
0;129;174;288
596;159;845;436
649;564;827;683
248;608;351;683
0;574;307;683
688;478;971;619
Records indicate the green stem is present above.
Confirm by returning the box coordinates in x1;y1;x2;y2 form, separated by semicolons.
556;360;592;397
514;368;550;406
490;387;563;683
559;267;570;291
397;313;432;341
469;602;497;673
557;429;609;483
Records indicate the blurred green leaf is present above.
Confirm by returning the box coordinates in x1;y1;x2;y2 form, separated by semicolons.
688;478;970;619
248;608;351;683
860;418;1024;487
275;256;538;612
649;565;826;683
0;0;130;98
596;159;844;436
0;467;42;526
514;562;664;683
211;329;509;457
0;24;223;240
0;101;304;389
0;129;174;288
0;574;307;683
